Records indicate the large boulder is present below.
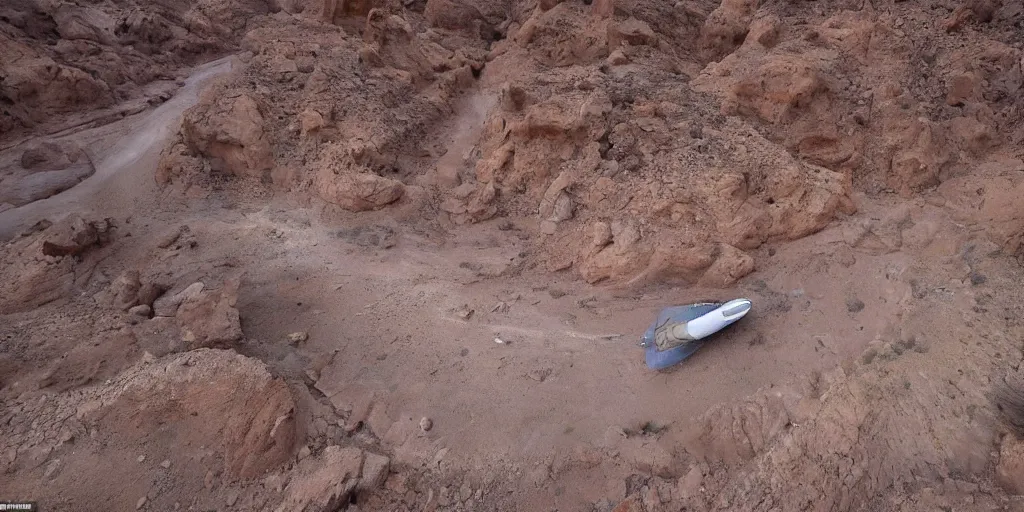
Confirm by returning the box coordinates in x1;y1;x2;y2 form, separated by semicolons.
0;50;113;125
997;435;1024;495
181;93;275;178
607;18;657;48
0;215;113;314
316;170;405;212
699;244;755;287
439;182;497;224
360;9;438;82
726;55;828;124
700;0;757;60
176;278;243;349
274;446;365;512
764;163;856;241
86;349;297;479
20;141;85;170
578;219;647;284
881;117;951;196
53;5;117;44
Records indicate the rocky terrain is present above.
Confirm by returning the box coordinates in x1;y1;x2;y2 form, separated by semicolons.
2;0;1024;510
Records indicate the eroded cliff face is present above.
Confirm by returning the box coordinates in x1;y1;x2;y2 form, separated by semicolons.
0;0;278;142
158;0;1022;289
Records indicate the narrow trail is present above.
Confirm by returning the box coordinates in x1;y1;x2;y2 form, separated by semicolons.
0;56;236;240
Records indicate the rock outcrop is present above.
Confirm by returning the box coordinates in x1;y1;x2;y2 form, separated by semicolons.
176;278;244;349
0;215;113;314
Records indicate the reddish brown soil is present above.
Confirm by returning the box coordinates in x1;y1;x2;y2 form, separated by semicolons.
3;0;1024;511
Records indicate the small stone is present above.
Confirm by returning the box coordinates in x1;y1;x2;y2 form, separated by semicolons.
43;459;61;480
540;220;558;235
156;228;183;249
137;455;146;463
845;297;865;313
642;484;661;510
109;270;143;311
475;489;483;500
358;452;391;492
956;479;979;493
160;459;171;469
455;306;474;320
607;49;629;65
460;482;473;501
153;282;204;317
420;417;433;432
129;305;152;317
312;417;329;436
264;473;288;493
528;368;552;382
287;332;309;345
969;272;987;286
677;465;703;499
299;109;326;137
226;490;239;507
946;73;979;106
600;160;620;178
549;193;574;222
58;430;75;445
298;445;312;460
296;58;315;73
385;473;409;494
591;221;613;248
836;248;856;267
136;496;147;510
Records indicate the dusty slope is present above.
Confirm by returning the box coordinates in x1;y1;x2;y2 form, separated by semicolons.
2;0;1024;511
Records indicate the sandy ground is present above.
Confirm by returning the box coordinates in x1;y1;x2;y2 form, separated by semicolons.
1;54;1019;510
4;0;1024;510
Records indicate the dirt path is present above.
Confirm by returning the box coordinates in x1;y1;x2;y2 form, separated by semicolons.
0;56;236;240
121;188;914;508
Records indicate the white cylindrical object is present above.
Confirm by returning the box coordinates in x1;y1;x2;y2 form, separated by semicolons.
682;298;752;340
